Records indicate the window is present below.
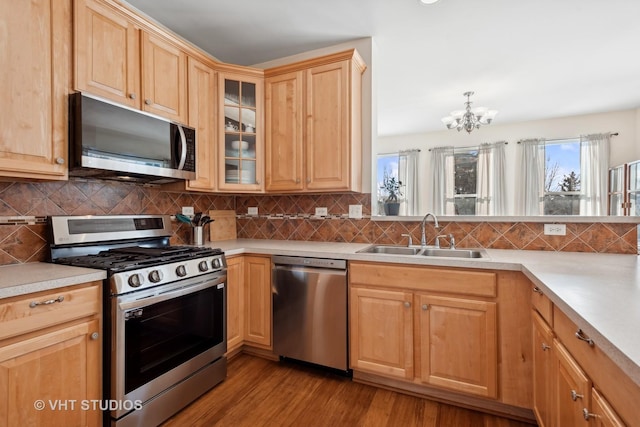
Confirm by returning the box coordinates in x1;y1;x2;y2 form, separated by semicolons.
376;154;400;214
543;139;581;215
454;149;478;215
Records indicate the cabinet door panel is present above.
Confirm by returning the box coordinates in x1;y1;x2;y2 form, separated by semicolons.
532;311;554;427
349;287;413;379
75;0;139;108
591;388;625;427
141;32;187;122
554;340;591;427
305;61;350;190
186;57;216;191
265;71;304;191
244;256;271;348
0;319;101;427
225;257;244;352
0;0;69;179
418;295;497;398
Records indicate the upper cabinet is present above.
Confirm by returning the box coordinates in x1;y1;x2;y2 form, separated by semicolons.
265;50;366;193
75;0;187;123
217;69;264;192
0;0;71;180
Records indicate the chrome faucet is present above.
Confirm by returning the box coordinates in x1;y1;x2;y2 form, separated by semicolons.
420;212;440;247
436;234;456;249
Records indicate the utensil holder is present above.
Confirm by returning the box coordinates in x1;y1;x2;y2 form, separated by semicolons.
193;226;204;246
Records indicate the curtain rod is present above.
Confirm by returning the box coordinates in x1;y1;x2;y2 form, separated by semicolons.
427;141;508;152
378;149;421;155
517;132;619;144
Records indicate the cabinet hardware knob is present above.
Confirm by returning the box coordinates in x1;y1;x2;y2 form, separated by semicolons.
129;93;136;100
582;408;596;421
256;179;260;185
404;301;411;308
575;329;594;346
55;157;65;165
422;304;428;310
532;286;543;294
570;390;584;401
541;343;550;351
306;178;311;184
90;332;99;340
144;99;151;105
296;178;301;184
30;296;64;308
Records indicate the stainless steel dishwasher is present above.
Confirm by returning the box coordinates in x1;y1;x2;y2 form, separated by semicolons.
272;255;349;372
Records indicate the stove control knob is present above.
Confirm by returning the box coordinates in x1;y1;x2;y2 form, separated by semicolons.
176;265;187;277
148;270;163;283
212;258;221;269
198;260;209;272
128;274;143;288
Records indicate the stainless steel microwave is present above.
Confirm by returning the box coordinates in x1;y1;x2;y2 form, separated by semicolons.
69;93;196;183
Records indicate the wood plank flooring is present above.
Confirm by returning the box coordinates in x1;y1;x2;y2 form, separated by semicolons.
161;354;536;427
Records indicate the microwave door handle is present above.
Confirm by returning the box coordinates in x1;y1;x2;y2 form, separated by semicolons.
176;125;187;170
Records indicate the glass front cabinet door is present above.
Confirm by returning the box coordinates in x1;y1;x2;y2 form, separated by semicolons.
218;71;264;192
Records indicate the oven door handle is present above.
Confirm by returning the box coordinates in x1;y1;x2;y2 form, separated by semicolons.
118;275;225;311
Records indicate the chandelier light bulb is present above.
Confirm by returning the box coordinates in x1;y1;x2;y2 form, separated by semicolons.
441;92;497;133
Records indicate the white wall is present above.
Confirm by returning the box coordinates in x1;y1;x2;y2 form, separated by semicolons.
376;109;639;215
253;38;375;192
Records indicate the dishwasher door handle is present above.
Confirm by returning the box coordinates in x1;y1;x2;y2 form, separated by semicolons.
272;265;347;276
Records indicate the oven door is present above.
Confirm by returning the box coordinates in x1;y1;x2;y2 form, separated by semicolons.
111;271;226;419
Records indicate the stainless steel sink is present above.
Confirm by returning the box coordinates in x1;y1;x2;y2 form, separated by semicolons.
357;245;422;255
420;248;485;258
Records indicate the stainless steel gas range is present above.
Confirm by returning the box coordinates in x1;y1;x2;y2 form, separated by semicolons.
48;215;227;427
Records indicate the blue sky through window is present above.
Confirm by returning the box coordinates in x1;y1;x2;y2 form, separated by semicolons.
545;140;580;191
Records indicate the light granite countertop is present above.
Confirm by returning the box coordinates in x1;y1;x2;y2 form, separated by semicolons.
0;263;106;299
1;239;638;391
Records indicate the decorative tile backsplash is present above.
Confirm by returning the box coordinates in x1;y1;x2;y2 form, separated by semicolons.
235;195;638;255
0;180;234;264
0;183;636;266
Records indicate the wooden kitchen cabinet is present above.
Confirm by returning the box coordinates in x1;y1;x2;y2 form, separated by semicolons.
0;282;101;427
554;340;592;426
225;256;244;353
264;50;366;193
185;57;217;191
0;0;70;180
243;255;271;348
75;0;188;123
417;294;497;398
217;69;264;192
349;287;414;380
532;311;554;427
590;388;625;427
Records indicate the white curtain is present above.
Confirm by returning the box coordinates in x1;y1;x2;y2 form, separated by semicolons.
580;133;610;215
431;146;455;215
517;138;546;215
398;149;420;216
476;142;507;215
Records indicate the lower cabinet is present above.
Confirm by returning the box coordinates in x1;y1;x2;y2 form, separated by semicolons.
225;255;272;353
532;289;631;427
349;262;507;404
0;282;101;427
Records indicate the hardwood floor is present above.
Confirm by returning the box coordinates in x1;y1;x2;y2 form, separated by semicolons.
162;354;536;427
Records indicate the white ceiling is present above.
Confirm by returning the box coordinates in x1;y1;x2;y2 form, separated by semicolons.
126;0;640;137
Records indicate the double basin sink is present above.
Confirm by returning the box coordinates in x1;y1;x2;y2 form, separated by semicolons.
357;245;486;259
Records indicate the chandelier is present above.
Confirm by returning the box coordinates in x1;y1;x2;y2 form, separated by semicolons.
441;91;498;133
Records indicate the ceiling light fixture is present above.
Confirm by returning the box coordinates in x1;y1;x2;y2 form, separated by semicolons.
418;0;440;4
441;91;497;133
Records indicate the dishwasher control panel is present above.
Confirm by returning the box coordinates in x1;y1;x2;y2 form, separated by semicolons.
272;255;346;270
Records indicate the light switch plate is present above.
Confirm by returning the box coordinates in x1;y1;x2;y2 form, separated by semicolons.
182;206;195;216
315;207;328;216
544;224;566;236
348;204;363;219
248;207;258;215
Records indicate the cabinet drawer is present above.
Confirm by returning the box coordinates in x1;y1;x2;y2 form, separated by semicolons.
531;284;553;325
0;283;101;341
349;262;496;297
553;306;639;426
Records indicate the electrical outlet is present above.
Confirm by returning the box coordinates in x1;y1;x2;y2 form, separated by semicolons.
247;207;258;215
182;206;194;216
315;207;328;216
348;204;363;219
544;224;566;236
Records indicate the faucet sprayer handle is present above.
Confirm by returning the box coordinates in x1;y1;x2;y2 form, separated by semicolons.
401;234;413;247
